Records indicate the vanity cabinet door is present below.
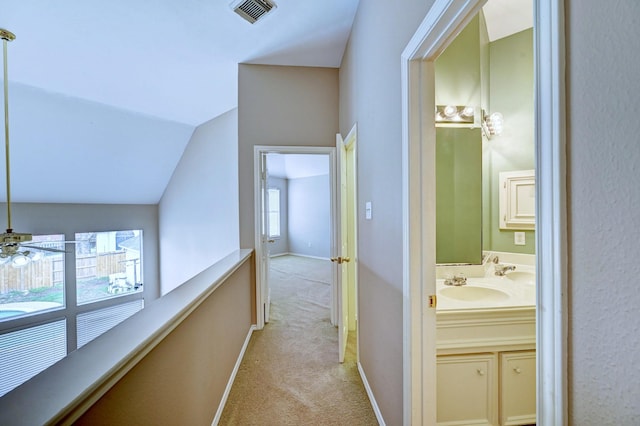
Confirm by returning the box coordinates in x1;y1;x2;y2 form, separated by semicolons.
437;353;498;426
500;351;536;425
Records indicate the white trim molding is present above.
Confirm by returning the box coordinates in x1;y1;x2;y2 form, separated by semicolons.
401;0;567;424
212;325;257;425
358;362;386;426
253;146;337;330
534;0;568;424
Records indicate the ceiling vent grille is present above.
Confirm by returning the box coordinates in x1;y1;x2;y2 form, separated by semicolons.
231;0;277;24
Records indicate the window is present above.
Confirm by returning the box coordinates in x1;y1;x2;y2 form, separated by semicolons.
76;230;143;305
0;229;145;397
0;234;65;321
0;319;66;397
267;188;281;238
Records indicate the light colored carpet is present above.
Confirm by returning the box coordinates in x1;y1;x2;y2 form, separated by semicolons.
218;255;378;425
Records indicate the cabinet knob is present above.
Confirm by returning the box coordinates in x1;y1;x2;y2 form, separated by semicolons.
513;367;522;374
476;369;485;376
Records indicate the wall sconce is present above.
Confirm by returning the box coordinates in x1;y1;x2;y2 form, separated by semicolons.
482;109;504;138
435;105;475;124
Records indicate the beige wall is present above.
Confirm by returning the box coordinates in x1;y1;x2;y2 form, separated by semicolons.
75;255;254;425
238;64;339;248
566;0;640;423
339;1;435;423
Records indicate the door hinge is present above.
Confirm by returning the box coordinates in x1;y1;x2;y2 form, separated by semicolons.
428;294;437;309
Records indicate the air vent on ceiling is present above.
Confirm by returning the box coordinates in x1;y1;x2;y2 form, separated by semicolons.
231;0;277;24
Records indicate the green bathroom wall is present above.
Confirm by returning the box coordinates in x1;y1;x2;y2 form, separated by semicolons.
487;28;535;254
435;16;481;106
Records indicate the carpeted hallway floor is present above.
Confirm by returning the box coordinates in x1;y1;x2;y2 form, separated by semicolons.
218;255;378;425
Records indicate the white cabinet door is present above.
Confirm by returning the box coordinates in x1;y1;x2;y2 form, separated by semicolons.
500;351;536;425
437;353;498;426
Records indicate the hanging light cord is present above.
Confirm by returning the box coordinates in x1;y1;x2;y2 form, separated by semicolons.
1;29;15;232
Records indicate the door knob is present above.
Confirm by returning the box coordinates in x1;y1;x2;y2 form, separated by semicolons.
267;239;275;243
330;256;351;264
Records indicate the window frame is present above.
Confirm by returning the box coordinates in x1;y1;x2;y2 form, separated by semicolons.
267;187;281;239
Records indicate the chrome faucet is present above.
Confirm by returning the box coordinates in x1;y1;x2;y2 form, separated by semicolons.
444;274;467;286
494;264;516;276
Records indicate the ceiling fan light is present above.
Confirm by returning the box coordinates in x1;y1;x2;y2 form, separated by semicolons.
27;250;42;262
11;253;30;267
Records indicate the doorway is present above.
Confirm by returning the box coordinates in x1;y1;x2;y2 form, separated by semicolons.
401;0;567;424
253;144;359;363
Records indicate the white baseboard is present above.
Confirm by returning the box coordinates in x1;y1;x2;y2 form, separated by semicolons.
285;252;331;261
212;325;256;425
269;252;289;258
357;361;386;426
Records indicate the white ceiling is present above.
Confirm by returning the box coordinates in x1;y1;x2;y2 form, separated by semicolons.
483;0;532;42
2;0;360;126
267;154;329;180
0;0;359;204
0;0;529;205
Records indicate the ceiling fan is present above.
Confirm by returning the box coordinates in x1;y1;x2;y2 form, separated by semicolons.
0;28;66;266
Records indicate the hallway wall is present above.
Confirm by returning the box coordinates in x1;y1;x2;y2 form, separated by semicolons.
566;1;640;423
238;65;338;249
339;1;435;423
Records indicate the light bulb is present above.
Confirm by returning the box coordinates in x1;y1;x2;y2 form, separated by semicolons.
28;251;43;262
443;105;457;118
461;106;474;118
490;112;504;135
11;253;30;267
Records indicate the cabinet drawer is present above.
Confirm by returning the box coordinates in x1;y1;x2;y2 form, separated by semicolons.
500;351;536;425
437;353;498;426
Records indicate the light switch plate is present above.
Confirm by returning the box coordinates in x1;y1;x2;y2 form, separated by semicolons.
514;231;526;246
365;201;372;220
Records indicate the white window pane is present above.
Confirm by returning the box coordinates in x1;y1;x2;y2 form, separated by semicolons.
0;319;66;397
268;212;280;237
267;189;280;237
77;300;144;348
0;234;65;321
76;230;143;305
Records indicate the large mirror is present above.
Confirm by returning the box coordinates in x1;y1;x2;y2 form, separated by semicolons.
434;11;535;265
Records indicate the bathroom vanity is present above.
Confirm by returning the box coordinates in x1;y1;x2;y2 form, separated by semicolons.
436;260;536;426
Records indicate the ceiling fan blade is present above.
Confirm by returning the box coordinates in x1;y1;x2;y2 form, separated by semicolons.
20;244;68;254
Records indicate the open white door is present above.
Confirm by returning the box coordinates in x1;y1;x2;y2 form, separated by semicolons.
333;134;350;363
259;152;272;323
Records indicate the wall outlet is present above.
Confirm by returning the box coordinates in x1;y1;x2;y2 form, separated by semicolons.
514;232;526;246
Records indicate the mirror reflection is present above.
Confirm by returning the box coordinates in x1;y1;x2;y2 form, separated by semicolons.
435;12;535;265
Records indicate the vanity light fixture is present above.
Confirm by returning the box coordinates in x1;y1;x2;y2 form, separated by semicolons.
435;105;475;124
481;109;504;138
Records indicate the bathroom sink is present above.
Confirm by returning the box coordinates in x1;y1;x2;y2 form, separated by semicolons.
439;286;509;302
504;271;535;284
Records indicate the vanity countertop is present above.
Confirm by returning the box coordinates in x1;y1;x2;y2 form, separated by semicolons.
436;264;535;311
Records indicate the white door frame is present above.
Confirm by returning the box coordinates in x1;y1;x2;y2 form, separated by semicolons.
253;145;338;330
401;0;567;424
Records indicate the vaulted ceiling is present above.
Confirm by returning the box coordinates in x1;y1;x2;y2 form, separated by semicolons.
0;0;359;204
0;0;529;204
